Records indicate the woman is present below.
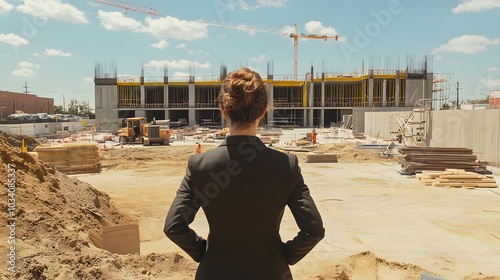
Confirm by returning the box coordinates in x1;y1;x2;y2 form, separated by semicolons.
164;68;324;280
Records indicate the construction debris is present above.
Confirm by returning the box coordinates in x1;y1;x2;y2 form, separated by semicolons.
35;143;101;174
416;169;498;189
399;147;490;175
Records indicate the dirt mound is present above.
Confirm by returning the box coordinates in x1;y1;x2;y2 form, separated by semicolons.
0;130;45;151
315;143;398;163
101;144;217;171
305;251;430;280
0;132;196;279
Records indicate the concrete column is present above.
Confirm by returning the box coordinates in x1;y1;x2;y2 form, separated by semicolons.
321;78;325;127
368;78;374;107
321;80;325;107
308;81;314;127
267;82;274;127
304;109;308;127
164;82;169;108
395;72;400;107
140;85;145;108
382;79;387;107
188;83;196;126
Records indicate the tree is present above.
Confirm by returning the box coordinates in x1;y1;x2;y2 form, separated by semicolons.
67;99;94;118
464;94;489;105
54;105;65;114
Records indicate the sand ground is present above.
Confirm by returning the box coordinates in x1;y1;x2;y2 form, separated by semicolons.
75;142;500;279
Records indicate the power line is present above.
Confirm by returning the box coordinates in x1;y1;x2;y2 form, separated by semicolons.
22;82;30;94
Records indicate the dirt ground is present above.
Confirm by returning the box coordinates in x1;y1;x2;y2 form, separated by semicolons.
74;143;500;279
1;129;500;279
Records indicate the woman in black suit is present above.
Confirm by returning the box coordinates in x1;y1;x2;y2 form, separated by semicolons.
165;68;324;280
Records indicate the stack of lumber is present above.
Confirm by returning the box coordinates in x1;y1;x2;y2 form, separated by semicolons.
306;153;338;163
35;143;101;174
399;147;489;175
416;169;497;189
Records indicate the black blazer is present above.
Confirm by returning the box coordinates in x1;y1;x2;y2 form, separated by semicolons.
165;136;325;280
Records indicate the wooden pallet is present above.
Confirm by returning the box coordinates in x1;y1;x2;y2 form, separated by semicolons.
416;169;497;189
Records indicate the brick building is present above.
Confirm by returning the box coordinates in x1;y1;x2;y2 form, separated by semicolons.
0;90;55;118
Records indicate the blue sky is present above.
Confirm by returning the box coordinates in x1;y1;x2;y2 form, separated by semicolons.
1;0;499;107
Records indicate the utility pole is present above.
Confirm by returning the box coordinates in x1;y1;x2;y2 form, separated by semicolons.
456;81;460;109
23;82;30;94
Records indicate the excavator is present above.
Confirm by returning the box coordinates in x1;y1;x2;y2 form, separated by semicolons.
117;117;170;146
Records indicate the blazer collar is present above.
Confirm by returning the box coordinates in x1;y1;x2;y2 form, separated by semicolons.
220;135;265;147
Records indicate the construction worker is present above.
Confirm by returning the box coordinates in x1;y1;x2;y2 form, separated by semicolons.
312;128;317;144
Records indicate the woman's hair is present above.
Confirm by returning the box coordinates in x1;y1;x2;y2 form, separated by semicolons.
219;68;268;126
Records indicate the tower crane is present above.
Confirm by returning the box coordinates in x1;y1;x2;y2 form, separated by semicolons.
92;0;163;17
289;23;339;80
92;0;339;80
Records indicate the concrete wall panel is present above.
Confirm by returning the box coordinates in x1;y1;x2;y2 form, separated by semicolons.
365;109;500;165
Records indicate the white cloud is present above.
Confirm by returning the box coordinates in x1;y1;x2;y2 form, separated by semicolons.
145;59;210;69
83;77;94;82
97;10;142;31
304;21;338;36
251;54;267;62
142;16;208;41
239;0;288;9
281;25;296;35
0;0;13;14
487;66;499;71
32;52;40;57
175;43;196;54
150;39;169;49
435;55;444;61
16;0;88;23
257;0;288;7
432;35;500;54
172;71;189;77
12;68;36;77
452;0;500;13
45;49;73;57
18;61;40;68
0;33;29;46
480;77;500;87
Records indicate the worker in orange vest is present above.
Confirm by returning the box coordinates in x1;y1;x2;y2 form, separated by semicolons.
195;143;202;154
312;129;317;144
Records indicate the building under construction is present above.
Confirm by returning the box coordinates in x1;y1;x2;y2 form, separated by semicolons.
95;56;433;132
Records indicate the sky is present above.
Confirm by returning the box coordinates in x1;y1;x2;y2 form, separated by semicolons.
0;0;499;108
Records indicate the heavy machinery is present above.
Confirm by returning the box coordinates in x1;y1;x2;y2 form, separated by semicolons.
117;117;170;146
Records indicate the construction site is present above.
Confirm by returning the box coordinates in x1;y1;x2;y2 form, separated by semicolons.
94;55;433;133
1;0;500;278
1;99;500;279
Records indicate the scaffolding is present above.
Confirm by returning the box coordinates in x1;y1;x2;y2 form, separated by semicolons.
168;86;189;108
118;86;140;108
324;81;368;107
395;100;431;146
145;86;164;108
195;85;219;108
273;86;303;107
432;73;454;110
